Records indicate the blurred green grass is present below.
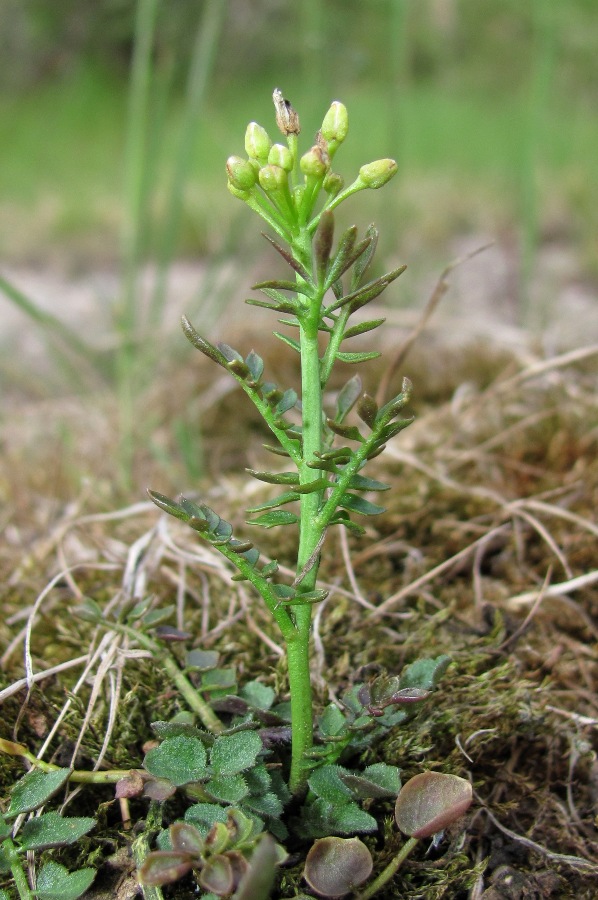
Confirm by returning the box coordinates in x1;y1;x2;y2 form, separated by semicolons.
0;0;596;269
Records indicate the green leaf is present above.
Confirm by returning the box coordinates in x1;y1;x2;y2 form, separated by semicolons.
276;388;298;414
6;768;71;817
338;494;385;516
247;510;299;529
246;491;300;513
293;477;329;494
342;317;386;339
35;861;95;900
326;420;364;442
301;798;377;837
144;736;209;786
232;833;280;900
240;681;276;710
200;668;237;694
273;332;301;354
399;655;451;692
335;375;362;422
245;349;264;382
181;316;228;367
347;473;389;492
186;649;219;671
308;766;353;803
185;803;228;839
262;233;313;282
243;791;284;818
328;511;366;535
147;490;188;522
335;350;381;364
378;417;414;442
205;774;249;803
210;732;262;776
246;470;300;485
259;560;279;578
20;812;95;851
356;394;378;429
339;765;401;799
253;278;313;297
318;704;349;739
350;223;379;289
314;209;334;284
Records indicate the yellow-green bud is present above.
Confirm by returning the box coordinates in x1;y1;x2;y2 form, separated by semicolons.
268;143;293;172
323;171;344;196
226;155;257;192
321;101;349;146
358;159;398;189
300;145;330;178
258;164;289;194
245;122;272;162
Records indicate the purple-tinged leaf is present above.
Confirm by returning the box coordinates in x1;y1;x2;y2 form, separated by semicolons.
304;836;373;897
395;771;473;839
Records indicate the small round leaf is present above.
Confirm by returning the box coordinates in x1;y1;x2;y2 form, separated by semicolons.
304;836;373;898
394;771;472;839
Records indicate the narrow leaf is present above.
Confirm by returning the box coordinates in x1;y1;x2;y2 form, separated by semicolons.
273;332;301;354
181;316;227;366
335;375;362;422
347;473;389;492
335;350;381;364
253;279;312;297
342;317;386;339
326;419;364;442
247;470;300;485
338;494;385;516
356;394;378;429
245;350;264;382
20;812;95;851
350;223;379;289
7;768;71;817
262;232;312;282
147;490;188;522
314;209;335;284
247;510;299;528
246;491;300;513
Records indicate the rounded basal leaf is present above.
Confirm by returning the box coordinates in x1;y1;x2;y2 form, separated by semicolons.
170;822;204;856
210;731;262;776
138;851;194;887
394;772;473;839
35;861;95;900
20;812;95;850
144;735;209;787
199;854;234;896
6;768;71;817
304;836;373;898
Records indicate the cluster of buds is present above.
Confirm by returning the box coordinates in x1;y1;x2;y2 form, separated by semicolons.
225;89;397;238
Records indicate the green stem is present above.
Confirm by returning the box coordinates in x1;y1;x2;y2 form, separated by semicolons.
132;801;165;900
355;836;419;899
1;837;34;900
287;235;326;794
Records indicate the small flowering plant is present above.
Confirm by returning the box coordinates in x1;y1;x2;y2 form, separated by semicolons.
149;89;413;797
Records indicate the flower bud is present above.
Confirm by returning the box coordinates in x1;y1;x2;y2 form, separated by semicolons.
300;145;330;179
272;88;300;136
323;171;344;197
268;143;293;172
321;101;349;146
245;122;272;162
258;164;289;194
358;159;398;189
226;155;257;192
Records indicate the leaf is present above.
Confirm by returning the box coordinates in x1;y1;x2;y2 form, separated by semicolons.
293;477;329;494
240;681;276;710
276;388;298;414
245;349;264;382
246;491;300;513
233;834;280;900
338;494;385;516
378;417;414;442
314;209;335;284
394;772;473;839
273;331;301;354
326;265;407;315
399;655;451;692
339;764;401;799
6;768;71;817
308;765;353;803
210;731;262;776
144;736;209;786
205;773;249;803
246;469;300;485
253;278;312;297
243;791;284;818
181;316;228;367
20;812;95;850
328;511;366;535
185;803;228;839
35;861;95;900
301;798;377;837
326;420;364;442
247;510;299;529
335;350;381;364
324;225;357;288
335;375;362;422
138;851;194;887
262;232;312;282
147;490;188;522
199;856;234;896
347;473;389;492
356;394;379;429
304;836;373;898
342;317;386;339
318;704;349;739
350;223;379;289
170;822;204;856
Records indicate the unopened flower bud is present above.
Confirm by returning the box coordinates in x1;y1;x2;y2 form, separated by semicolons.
323;171;344;197
245;122;272;163
268;143;293;172
272;88;300;136
321;101;349;146
226;155;257;192
300;145;330;179
358;159;398;189
258;164;289;194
